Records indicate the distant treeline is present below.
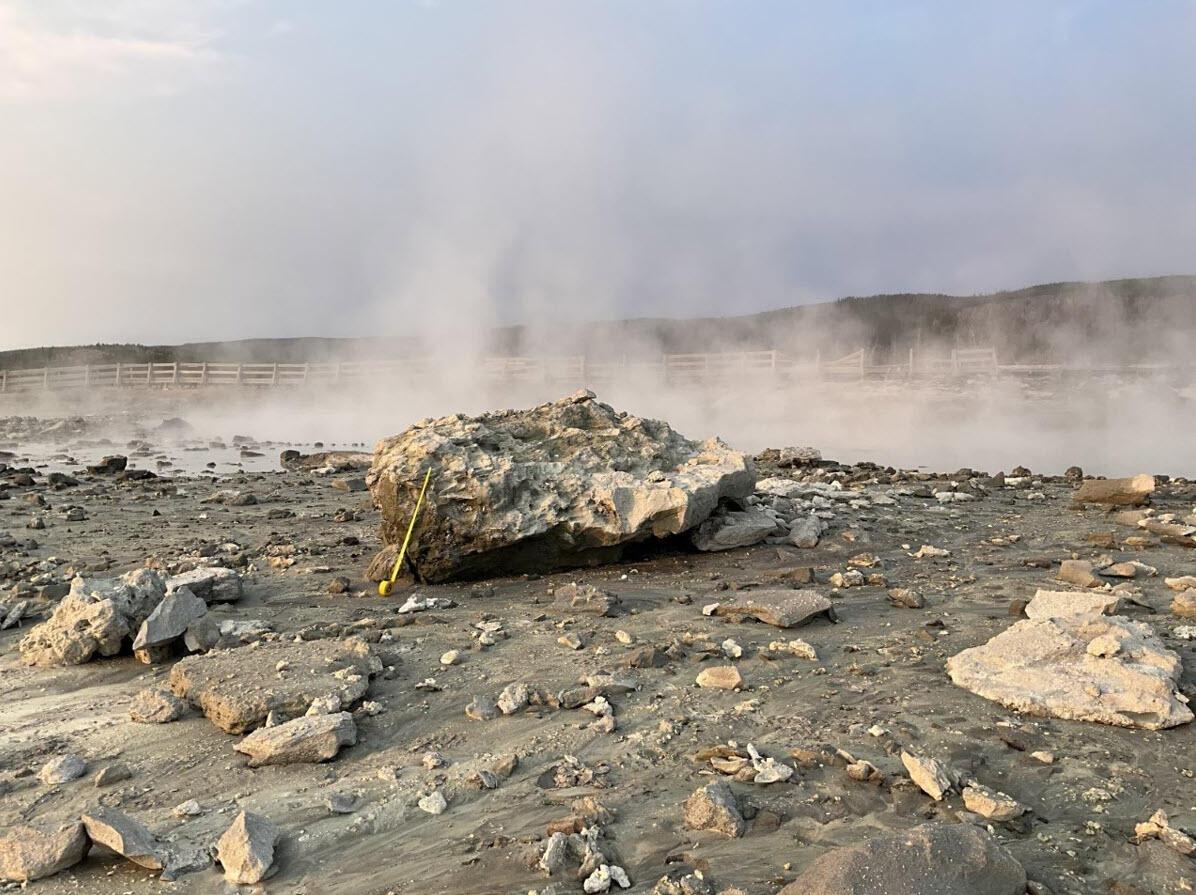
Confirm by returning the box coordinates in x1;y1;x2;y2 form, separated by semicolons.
4;275;1194;369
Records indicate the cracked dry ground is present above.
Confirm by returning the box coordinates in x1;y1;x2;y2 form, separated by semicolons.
2;458;1195;894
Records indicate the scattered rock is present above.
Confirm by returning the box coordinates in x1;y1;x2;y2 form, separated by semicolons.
901;751;954;801
215;810;279;885
695;665;744;690
556;583;621;616
166;566;242;603
39;754;86;785
692;505;777;552
20;569;167;666
683;781;745;838
0;821;88;882
1073;474;1155;506
81;808;164;871
170;636;380;733
234;712;357;766
963;784;1027;822
418;790;448;815
947;614;1193;729
130;687;188;723
703;589;833;628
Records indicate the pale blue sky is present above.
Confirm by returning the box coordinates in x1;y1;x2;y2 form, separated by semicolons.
1;1;1193;349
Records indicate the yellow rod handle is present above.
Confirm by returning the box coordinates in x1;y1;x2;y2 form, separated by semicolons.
380;467;433;595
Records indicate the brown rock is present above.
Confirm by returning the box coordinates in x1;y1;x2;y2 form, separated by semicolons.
705;589;833;628
0;822;88;882
683;781;745;838
695;665;744;690
216;811;279;885
1073;474;1155;507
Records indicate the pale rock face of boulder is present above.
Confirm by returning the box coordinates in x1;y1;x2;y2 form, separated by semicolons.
170;637;380;734
216;811;279;885
777;823;1026;895
947;613;1193;730
234;712;357;767
0;822;88;882
366;391;754;582
1073;474;1155;506
19;569;166;666
1024;589;1122;620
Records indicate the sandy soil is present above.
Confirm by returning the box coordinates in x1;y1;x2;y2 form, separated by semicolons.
2;415;1196;894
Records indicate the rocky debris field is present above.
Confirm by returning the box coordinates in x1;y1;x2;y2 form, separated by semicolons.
2;408;1196;894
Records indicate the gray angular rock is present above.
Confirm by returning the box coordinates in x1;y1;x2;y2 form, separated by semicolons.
132;585;207;656
81;808;164;871
691;505;777;552
216;810;279;885
366;391;754;582
170;637;380;734
947;614;1193;730
19;569;167;666
788;514;824;548
705;589;834;628
38;754;86;785
166;566;242;603
777;823;1026;895
0;821;88;881
234;712;357;766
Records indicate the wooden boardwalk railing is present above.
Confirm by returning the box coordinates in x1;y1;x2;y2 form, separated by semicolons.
0;348;1188;393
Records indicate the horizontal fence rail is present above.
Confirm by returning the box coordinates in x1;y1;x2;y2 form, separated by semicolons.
0;349;1191;394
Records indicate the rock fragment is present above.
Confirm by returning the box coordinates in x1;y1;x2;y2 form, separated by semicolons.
901;751;954;801
20;569;166;666
682;781;745;838
1024;589;1121;620
130;687;188;723
166;566;242;603
215;811;279;885
947;614;1193;730
0;821;88;882
1073;474;1155;506
169;637;379;733
39;754;86;785
131;586;207;661
962;784;1027;821
703;589;833;628
234;712;357;766
695;666;744;690
81;808;164;871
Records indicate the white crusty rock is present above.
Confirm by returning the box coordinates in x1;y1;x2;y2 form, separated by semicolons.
0;821;88;882
947;614;1193;730
234;712;357;767
216;811;279;884
1024;589;1121;620
367;391;754;582
170;637;380;734
20;569;166;666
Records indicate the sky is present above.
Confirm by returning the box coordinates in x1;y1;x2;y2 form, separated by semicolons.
1;0;1194;351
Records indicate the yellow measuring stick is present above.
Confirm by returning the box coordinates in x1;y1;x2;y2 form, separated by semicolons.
378;467;433;596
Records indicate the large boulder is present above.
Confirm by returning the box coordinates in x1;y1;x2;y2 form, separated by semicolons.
366;391;754;582
170;637;380;734
19;569;166;667
1073;474;1155;506
947;613;1193;730
0;821;88;882
778;823;1025;895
